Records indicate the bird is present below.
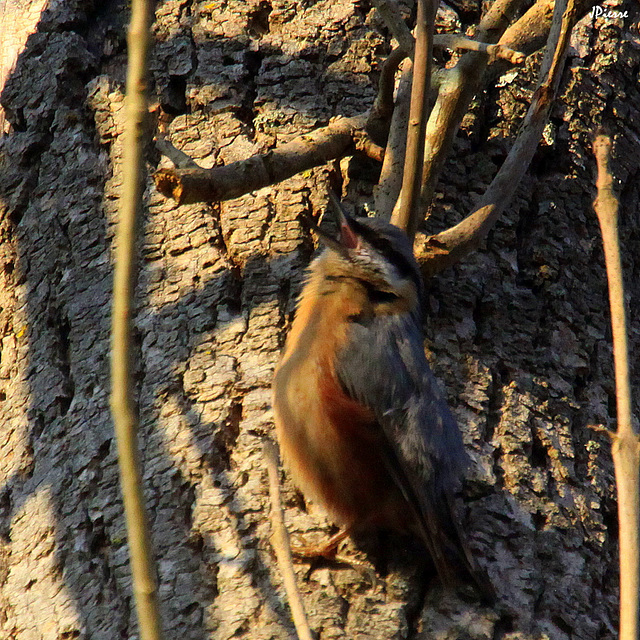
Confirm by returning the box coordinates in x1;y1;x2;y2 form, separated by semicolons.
272;192;493;599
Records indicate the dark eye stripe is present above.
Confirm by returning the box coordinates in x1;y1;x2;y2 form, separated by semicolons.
360;280;400;304
349;218;420;285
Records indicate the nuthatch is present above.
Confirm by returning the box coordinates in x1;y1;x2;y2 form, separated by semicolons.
273;194;492;598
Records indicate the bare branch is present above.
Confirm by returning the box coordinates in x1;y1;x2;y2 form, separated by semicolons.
499;0;556;59
152;0;599;211
490;0;596;79
434;34;525;64
263;441;315;640
155;135;201;169
111;1;165;639
418;0;599;223
391;0;436;238
417;0;525;222
354;130;386;163
372;0;526;64
375;59;413;219
367;46;408;145
417;0;578;276
592;133;639;640
155;43;407;207
154;114;367;204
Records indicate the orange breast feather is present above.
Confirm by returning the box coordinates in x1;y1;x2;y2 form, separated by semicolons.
275;282;405;529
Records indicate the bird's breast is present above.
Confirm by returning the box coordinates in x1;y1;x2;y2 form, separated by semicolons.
273;286;408;529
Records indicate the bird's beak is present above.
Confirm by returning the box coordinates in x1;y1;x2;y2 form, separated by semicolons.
304;191;361;256
326;191;360;250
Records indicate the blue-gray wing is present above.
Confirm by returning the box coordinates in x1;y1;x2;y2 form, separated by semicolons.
336;312;493;595
336;312;467;500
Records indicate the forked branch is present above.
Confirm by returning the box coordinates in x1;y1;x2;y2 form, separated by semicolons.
416;0;526;222
416;0;578;276
153;2;536;207
372;0;525;63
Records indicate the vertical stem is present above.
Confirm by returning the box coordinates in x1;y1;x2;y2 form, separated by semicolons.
110;1;164;640
593;134;639;640
375;60;413;219
391;0;435;239
264;442;314;640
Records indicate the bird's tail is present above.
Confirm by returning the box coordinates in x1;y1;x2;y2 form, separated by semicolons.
416;493;496;604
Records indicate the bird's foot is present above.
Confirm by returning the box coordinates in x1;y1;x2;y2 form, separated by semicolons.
290;528;350;561
291;529;378;585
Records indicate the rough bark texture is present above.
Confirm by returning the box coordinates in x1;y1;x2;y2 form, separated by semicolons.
0;1;638;639
0;0;49;132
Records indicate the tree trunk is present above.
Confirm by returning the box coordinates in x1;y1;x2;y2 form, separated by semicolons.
0;1;637;639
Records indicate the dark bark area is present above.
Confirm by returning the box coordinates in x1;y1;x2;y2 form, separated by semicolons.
0;1;638;639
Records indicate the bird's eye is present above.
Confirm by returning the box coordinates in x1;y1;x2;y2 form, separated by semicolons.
366;288;400;304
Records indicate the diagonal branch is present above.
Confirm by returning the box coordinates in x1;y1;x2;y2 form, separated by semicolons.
155;135;201;169
366;46;408;146
416;0;579;276
154;114;367;204
263;441;315;640
372;0;415;55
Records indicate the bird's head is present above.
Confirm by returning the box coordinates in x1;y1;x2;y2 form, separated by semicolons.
311;193;424;315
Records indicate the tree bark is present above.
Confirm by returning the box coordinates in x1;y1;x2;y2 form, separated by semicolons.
0;1;637;639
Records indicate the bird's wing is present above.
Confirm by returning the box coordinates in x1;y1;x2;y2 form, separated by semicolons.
336;312;467;498
335;313;492;596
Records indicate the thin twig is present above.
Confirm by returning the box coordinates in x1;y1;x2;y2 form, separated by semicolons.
263;441;315;640
111;1;165;640
155;135;201;169
434;34;525;64
391;0;436;238
592;133;639;640
367;46;408;146
417;0;578;276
